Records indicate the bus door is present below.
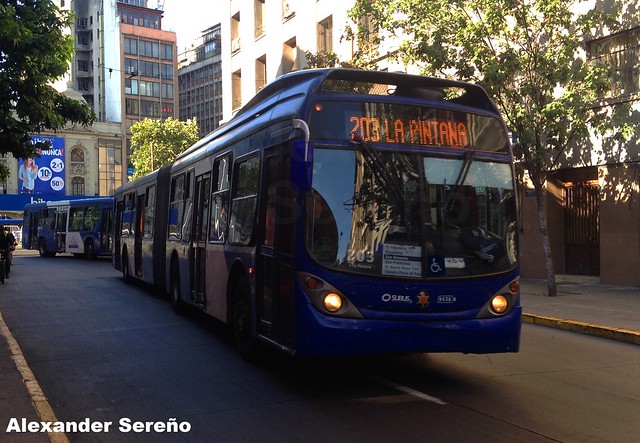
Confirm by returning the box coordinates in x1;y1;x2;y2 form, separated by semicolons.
191;173;211;307
258;147;296;346
26;210;39;249
100;206;112;253
55;209;67;252
134;194;145;277
113;200;123;269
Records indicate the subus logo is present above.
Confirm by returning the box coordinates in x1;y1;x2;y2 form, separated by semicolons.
381;293;412;303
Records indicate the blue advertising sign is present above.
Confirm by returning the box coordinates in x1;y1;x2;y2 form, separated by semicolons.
19;136;66;195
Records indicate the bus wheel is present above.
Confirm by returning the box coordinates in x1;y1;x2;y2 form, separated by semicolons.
122;252;132;283
85;239;96;260
170;263;184;314
232;277;259;360
38;240;47;257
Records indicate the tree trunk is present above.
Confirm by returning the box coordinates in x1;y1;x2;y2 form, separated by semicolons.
535;184;558;297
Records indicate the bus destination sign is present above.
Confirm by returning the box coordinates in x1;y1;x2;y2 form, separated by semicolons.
349;116;470;148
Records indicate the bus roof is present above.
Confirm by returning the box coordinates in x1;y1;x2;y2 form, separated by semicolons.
175;68;501;162
23;196;114;211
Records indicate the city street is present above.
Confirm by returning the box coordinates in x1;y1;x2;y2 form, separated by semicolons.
1;253;639;442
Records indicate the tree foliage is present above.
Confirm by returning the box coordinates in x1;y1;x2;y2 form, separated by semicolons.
129;118;199;179
0;0;96;177
348;0;635;295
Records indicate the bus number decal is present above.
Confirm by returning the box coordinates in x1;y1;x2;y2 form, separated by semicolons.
347;249;375;264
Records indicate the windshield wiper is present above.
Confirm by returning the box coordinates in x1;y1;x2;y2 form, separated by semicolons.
351;133;405;207
444;151;475;215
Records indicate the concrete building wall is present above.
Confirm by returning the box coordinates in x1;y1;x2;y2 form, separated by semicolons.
599;164;640;285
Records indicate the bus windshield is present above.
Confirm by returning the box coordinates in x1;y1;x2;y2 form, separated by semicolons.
306;147;517;278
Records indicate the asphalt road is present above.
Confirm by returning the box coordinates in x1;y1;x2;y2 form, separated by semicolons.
1;253;639;442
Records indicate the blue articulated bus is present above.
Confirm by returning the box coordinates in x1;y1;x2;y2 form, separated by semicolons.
113;68;521;358
23;197;114;258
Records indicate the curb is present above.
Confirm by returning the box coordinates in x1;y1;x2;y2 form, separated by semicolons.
523;313;640;346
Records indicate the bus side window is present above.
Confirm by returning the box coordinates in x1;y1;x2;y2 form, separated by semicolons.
210;155;230;242
69;208;84;231
144;185;155;239
229;155;260;245
181;170;193;243
168;175;185;240
121;193;133;237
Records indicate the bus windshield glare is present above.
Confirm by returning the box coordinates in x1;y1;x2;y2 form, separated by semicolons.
306;102;517;279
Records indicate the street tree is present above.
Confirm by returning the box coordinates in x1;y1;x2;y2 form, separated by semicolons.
129;117;199;179
348;0;635;296
0;0;95;179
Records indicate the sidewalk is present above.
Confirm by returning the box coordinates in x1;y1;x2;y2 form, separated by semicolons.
520;275;640;346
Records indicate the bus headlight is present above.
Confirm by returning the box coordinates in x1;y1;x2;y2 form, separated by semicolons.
490;295;509;314
297;272;363;318
323;292;343;312
476;279;519;319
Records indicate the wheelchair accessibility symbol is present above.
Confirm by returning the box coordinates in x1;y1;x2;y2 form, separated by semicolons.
429;256;446;275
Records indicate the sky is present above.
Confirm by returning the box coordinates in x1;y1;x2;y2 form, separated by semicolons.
160;0;221;51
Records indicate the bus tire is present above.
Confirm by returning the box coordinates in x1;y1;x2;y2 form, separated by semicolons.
85;239;96;260
38;239;53;257
170;261;185;314
232;277;259;361
122;250;132;283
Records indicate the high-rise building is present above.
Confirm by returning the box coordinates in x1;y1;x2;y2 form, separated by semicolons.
178;24;223;138
66;0;178;185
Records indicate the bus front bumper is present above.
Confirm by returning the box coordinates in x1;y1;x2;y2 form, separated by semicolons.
293;302;522;357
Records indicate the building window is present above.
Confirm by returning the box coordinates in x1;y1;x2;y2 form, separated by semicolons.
161;83;173;100
71;147;84;162
161;104;174;118
139;80;160;98
255;55;266;92
161;43;173;61
125;78;138;95
282;0;294;20
317;16;333;53
124;58;138;75
98;138;123;196
77;59;90;72
282;37;297;74
125;98;139;116
139;40;159;58
588;28;640;97
255;0;265;38
161;63;173;80
124;37;138;55
232;69;242;110
140;100;160;118
139;60;160;78
70;147;87;177
72;177;85;196
231;12;240;54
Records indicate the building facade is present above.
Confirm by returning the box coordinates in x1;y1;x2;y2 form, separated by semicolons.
519;21;640;286
211;0;640;285
0;0;179;218
177;24;223;138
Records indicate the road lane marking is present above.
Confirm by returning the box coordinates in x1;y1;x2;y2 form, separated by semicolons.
367;374;448;405
0;312;70;443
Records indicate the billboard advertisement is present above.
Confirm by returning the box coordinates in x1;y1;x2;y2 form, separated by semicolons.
18;136;66;195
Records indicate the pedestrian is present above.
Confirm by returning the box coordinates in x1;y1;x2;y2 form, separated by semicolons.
0;224;10;278
4;226;16;267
